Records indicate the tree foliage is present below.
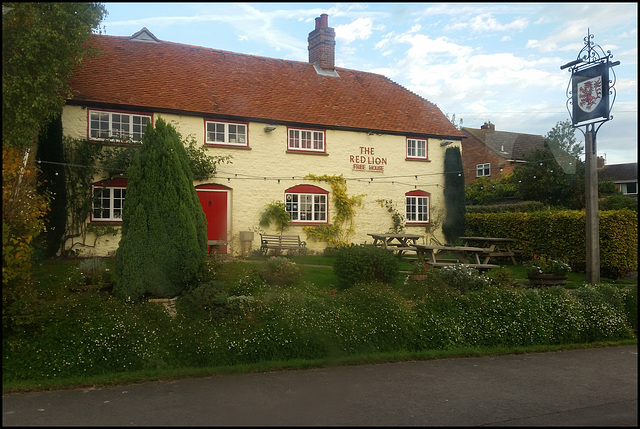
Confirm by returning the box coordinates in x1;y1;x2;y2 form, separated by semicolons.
443;146;466;243
2;2;107;150
511;148;585;209
114;119;208;301
3;3;106;332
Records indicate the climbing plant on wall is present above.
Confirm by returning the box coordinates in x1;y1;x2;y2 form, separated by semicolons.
303;174;365;247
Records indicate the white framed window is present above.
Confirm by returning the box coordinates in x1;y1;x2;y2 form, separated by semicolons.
405;190;430;224
89;110;151;142
205;121;248;147
406;138;428;160
288;128;325;153
285;185;328;223
91;180;127;222
620;181;637;195
476;163;491;177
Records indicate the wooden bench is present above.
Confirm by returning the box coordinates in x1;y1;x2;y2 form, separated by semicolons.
260;234;307;255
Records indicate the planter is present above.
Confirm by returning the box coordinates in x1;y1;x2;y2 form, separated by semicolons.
527;272;568;287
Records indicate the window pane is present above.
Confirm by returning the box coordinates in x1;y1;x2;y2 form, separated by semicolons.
406;195;429;222
289;129;299;149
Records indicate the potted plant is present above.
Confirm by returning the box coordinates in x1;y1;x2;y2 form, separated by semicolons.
524;254;571;286
409;254;431;281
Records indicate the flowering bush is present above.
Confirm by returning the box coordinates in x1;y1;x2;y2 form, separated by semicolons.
525;255;571;275
411;254;432;275
437;263;492;294
261;256;302;285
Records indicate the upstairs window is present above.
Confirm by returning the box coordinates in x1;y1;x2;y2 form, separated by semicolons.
476;163;491;177
205;121;248;147
288;128;325;153
91;179;128;222
89;110;151;142
284;185;328;224
406;138;428;160
405;190;430;224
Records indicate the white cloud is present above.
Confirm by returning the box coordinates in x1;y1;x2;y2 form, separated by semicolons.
335;17;376;43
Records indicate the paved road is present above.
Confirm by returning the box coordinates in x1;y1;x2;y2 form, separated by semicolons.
3;345;637;426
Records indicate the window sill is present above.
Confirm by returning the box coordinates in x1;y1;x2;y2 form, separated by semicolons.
286;150;329;156
405;158;431;162
205;144;251;150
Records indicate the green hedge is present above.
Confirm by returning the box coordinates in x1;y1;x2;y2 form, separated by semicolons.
465;209;637;278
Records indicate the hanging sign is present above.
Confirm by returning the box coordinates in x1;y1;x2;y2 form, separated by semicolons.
571;63;609;125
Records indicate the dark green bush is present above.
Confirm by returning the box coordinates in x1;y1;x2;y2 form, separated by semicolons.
333;244;399;289
599;194;637;211
115;118;208;301
177;280;230;321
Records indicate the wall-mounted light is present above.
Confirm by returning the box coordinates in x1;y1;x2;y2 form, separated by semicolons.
264;124;277;132
440;140;453;147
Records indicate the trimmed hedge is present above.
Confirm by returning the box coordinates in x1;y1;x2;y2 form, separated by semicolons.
465;209;637;278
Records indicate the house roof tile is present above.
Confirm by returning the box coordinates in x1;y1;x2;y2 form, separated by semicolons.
461;127;545;160
599;162;638;182
67;34;465;139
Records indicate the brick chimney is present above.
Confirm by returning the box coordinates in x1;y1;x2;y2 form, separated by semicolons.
480;122;495;131
308;14;335;71
597;156;605;168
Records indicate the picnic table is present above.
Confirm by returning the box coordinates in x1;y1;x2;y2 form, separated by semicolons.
459;236;520;265
413;243;499;272
368;233;422;255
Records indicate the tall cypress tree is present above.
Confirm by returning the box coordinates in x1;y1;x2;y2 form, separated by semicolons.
114;118;207;301
443;146;466;243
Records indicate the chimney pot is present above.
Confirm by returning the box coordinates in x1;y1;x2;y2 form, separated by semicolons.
308;14;335;71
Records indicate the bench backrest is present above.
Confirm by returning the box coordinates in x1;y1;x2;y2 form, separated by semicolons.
261;234;302;244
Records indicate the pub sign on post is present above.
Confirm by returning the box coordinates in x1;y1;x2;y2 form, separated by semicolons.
571;62;609;126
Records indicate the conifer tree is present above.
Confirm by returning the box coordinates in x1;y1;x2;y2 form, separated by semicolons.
114;118;207;301
443;146;466;243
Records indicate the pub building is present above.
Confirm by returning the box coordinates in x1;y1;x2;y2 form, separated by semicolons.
62;14;465;256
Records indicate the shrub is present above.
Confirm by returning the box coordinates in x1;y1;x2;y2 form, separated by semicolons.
260;257;302;285
114;119;207;301
177;280;231;321
333;244;399;290
436;264;492;294
76;258;113;285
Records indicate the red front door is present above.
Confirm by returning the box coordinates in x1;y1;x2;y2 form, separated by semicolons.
196;185;230;253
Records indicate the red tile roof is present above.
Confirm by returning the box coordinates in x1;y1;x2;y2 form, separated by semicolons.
67;34;465;139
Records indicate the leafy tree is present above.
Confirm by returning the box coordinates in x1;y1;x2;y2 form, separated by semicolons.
3;3;106;333
443;146;466;243
545;119;583;162
3;2;106;150
511;147;585;209
114;119;208;301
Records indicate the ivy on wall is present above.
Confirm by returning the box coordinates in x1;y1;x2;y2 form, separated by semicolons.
303;174;365;247
54;133;231;256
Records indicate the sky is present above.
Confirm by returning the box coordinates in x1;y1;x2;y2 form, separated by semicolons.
99;2;637;165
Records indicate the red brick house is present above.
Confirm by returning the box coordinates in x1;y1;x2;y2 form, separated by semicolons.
460;122;545;185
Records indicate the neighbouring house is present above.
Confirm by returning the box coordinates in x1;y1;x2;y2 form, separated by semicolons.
61;14;465;257
460;122;545;185
598;161;638;198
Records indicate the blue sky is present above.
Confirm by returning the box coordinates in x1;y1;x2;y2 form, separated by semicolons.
100;2;637;165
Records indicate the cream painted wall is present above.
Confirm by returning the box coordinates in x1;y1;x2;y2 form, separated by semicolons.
62;106;460;256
